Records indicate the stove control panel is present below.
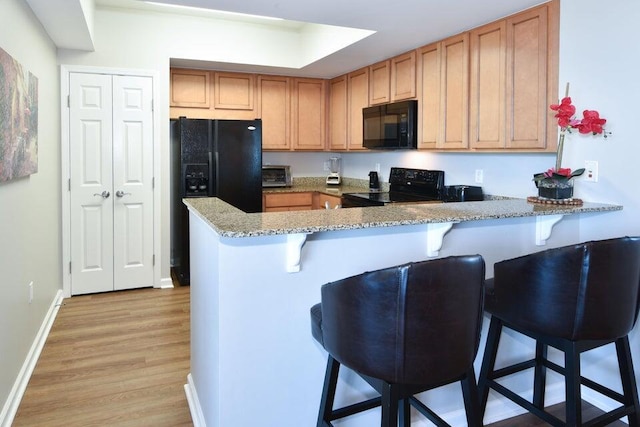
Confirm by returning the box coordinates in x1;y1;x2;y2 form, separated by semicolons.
389;167;444;186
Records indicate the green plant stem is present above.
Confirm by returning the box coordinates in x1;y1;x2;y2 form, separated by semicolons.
556;131;565;171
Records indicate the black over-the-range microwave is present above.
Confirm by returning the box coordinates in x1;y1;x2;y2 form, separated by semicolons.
362;100;418;149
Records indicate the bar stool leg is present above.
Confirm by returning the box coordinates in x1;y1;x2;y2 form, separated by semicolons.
380;382;399;427
564;343;582;426
533;341;548;409
399;398;411;427
478;317;502;418
616;336;640;425
317;356;340;427
461;368;482;427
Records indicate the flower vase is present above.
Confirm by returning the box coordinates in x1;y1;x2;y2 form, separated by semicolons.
535;177;574;200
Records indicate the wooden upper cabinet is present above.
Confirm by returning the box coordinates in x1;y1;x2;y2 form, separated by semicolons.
506;1;557;150
170;68;210;108
417;44;440;149
469;21;507;149
418;34;469;150
291;78;326;151
328;75;348;151
213;72;255;111
258;75;290;150
441;34;470;150
369;60;390;105
391;51;416;101
347;68;369;150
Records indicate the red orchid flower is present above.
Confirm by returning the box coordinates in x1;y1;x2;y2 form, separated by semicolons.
574;110;607;135
544;167;572;178
550;97;576;128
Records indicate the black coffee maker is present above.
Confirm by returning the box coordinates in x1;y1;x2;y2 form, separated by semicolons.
369;171;380;191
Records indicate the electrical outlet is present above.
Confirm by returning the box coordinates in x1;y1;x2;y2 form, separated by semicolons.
28;281;33;304
323;161;329;171
584;160;599;182
475;169;484;184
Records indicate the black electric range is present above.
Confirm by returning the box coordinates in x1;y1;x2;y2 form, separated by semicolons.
341;167;445;208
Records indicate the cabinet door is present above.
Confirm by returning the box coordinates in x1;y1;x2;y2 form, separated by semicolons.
170;68;210;108
214;72;255;111
347;68;369;150
314;193;342;209
328;75;348;150
417;44;440;149
391;51;416;101
470;21;506;149
506;5;550;149
440;33;469;149
258;75;290;150
263;192;313;212
369;60;390;105
291;78;326;151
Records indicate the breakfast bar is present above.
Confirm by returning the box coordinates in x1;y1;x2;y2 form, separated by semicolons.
183;197;621;426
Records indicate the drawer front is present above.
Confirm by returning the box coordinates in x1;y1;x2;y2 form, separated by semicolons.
264;192;313;208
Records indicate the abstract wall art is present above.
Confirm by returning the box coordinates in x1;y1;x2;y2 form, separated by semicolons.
0;46;38;182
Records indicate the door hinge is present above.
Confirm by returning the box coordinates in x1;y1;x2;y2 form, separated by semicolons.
67;95;70;108
152;177;155;189
153;254;155;266
69;261;72;274
151;99;154;112
68;178;71;191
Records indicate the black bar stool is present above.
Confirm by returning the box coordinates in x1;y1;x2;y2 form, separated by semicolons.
478;236;640;426
310;255;485;426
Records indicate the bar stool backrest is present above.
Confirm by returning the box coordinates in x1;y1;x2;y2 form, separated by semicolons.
320;255;485;386
492;236;640;341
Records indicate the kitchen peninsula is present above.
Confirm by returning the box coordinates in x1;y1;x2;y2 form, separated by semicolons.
184;197;621;426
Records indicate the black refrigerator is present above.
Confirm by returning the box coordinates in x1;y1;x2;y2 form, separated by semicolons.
170;117;262;285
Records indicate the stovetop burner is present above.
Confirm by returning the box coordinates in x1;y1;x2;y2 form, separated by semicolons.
342;191;442;204
341;167;445;207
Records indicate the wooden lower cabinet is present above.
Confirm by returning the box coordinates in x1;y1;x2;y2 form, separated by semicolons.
263;192;314;212
263;192;342;212
313;193;342;209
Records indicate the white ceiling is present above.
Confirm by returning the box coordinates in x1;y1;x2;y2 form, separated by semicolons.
25;0;548;78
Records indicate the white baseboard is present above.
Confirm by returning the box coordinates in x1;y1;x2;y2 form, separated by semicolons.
159;276;175;289
185;373;206;427
0;290;64;427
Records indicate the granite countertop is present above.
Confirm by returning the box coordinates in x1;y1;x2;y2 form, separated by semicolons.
184;197;623;238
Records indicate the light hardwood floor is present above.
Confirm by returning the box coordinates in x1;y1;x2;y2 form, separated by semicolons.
11;285;629;426
13;286;192;426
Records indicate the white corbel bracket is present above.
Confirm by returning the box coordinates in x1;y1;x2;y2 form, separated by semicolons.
286;233;309;273
535;214;564;245
426;222;456;257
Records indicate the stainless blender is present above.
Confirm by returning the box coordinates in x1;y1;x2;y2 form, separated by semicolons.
326;157;341;185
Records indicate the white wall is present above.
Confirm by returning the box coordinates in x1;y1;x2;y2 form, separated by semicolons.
0;0;61;417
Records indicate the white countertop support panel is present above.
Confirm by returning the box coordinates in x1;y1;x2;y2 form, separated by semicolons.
535;214;564;245
286;233;308;272
426;221;456;257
